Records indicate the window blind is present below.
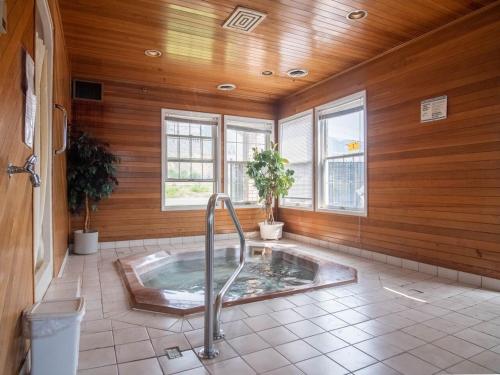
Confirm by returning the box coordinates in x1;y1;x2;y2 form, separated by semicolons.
279;111;313;209
318;97;363;120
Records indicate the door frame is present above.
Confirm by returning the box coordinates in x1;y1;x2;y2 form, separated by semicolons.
33;0;54;302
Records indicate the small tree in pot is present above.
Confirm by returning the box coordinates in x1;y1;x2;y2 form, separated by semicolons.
246;142;294;240
68;132;119;254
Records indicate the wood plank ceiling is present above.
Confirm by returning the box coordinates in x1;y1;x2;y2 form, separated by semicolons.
59;0;495;103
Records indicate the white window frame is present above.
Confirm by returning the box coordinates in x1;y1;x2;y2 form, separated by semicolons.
161;108;221;211
315;90;368;216
224;115;274;208
278;109;314;211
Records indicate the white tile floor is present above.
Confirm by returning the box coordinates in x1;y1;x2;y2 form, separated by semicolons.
47;238;500;375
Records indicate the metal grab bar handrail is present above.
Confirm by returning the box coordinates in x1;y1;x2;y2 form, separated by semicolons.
198;193;246;360
54;104;68;154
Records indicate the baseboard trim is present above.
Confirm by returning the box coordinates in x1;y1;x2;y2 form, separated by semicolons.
282;232;500;292
57;248;70;278
18;349;30;375
97;231;260;250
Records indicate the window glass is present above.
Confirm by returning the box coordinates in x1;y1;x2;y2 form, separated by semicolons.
224;117;273;205
317;92;366;214
163;112;219;208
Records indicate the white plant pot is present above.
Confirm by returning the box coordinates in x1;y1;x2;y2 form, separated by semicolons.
259;222;284;240
73;230;98;255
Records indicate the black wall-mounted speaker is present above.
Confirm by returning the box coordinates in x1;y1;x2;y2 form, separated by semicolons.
73;80;103;101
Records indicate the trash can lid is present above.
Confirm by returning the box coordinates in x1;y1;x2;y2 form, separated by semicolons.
25;297;85;320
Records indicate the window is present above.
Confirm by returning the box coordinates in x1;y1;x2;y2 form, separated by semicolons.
161;109;220;209
224;116;273;206
279;110;314;209
317;91;367;215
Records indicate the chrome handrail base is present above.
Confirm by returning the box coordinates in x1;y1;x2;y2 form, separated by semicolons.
198;347;219;360
214;330;225;340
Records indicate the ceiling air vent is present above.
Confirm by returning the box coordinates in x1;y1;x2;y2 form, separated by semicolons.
217;83;236;91
286;68;309;78
222;6;266;33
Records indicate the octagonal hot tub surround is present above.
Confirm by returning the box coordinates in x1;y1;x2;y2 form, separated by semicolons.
117;245;357;315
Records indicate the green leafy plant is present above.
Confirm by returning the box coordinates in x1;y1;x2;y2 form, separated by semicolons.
246;142;295;224
67;132;119;232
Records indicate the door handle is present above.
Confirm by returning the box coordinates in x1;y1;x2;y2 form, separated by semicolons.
54;103;68;154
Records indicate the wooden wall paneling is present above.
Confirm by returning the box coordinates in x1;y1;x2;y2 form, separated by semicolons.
278;4;500;279
0;1;35;373
0;0;70;372
71;81;273;241
49;0;71;276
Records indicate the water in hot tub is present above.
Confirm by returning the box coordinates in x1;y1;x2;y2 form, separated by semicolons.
140;251;315;300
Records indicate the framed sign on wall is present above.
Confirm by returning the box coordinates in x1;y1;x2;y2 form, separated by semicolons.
421;95;447;123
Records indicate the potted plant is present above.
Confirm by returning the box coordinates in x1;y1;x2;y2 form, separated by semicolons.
67;132;119;254
246;142;295;240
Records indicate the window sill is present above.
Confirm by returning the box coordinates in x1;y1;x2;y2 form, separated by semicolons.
231;204;263;209
162;205;207;211
278;205;314;212
316;207;367;217
162;202;269;211
162;204;225;211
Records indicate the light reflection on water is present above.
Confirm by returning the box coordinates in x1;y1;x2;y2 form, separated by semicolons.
141;253;315;300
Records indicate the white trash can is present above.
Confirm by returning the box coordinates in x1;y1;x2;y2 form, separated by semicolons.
23;298;86;375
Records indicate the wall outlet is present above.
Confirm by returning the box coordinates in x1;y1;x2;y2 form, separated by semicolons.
0;1;6;34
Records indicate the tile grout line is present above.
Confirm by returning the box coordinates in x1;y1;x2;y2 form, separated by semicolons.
68;236;500;375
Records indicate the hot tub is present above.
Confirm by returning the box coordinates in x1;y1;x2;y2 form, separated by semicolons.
117;245;357;315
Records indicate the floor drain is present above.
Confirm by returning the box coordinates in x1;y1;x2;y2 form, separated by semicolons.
165;346;183;359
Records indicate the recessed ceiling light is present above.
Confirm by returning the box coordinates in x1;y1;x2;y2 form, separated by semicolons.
261;70;273;76
346;9;367;20
217;83;236;91
144;49;162;57
286;68;309;78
